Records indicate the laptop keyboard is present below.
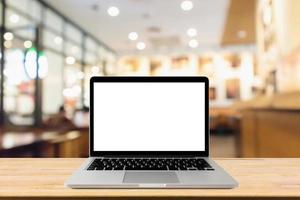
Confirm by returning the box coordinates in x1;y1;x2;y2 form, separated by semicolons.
87;158;214;171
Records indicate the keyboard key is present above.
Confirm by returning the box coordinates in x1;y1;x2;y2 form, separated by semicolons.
87;158;213;171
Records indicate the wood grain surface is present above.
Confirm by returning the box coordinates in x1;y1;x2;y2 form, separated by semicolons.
0;158;300;199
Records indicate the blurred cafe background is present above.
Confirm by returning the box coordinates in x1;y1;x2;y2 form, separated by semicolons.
0;0;300;158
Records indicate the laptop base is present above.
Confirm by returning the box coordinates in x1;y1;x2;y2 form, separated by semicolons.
65;157;238;188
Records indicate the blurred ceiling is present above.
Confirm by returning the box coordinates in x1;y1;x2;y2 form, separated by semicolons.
44;0;255;54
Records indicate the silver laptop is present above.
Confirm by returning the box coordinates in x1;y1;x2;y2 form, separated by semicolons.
65;76;238;188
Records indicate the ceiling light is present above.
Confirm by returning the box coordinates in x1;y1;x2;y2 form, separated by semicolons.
107;6;120;17
188;39;198;48
136;42;146;50
237;30;247;39
128;32;138;41
187;28;197;37
54;36;63;45
65;56;76;65
181;0;194;11
4;32;14;41
24;40;32;48
9;14;20;23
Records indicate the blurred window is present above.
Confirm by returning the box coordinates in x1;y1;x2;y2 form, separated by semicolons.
43;30;63;53
64;63;82;109
6;8;35;32
7;0;42;24
2;0;116;119
43;51;64;114
65;23;82;44
85;51;97;65
65;41;82;61
85;37;98;65
86;37;97;53
45;9;63;34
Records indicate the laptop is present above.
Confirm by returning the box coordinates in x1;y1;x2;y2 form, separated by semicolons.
65;76;238;188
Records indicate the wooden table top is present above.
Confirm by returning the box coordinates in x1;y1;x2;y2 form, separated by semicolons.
0;158;300;199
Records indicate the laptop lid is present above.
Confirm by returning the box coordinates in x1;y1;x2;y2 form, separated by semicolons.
90;76;209;157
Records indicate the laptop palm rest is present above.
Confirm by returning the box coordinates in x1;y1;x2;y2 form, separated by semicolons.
123;172;179;183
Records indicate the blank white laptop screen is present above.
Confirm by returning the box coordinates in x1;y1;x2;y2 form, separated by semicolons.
93;82;205;151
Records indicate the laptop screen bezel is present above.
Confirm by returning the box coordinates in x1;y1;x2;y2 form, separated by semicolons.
89;76;209;157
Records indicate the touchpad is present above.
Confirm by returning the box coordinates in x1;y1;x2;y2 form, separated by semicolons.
123;172;179;183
